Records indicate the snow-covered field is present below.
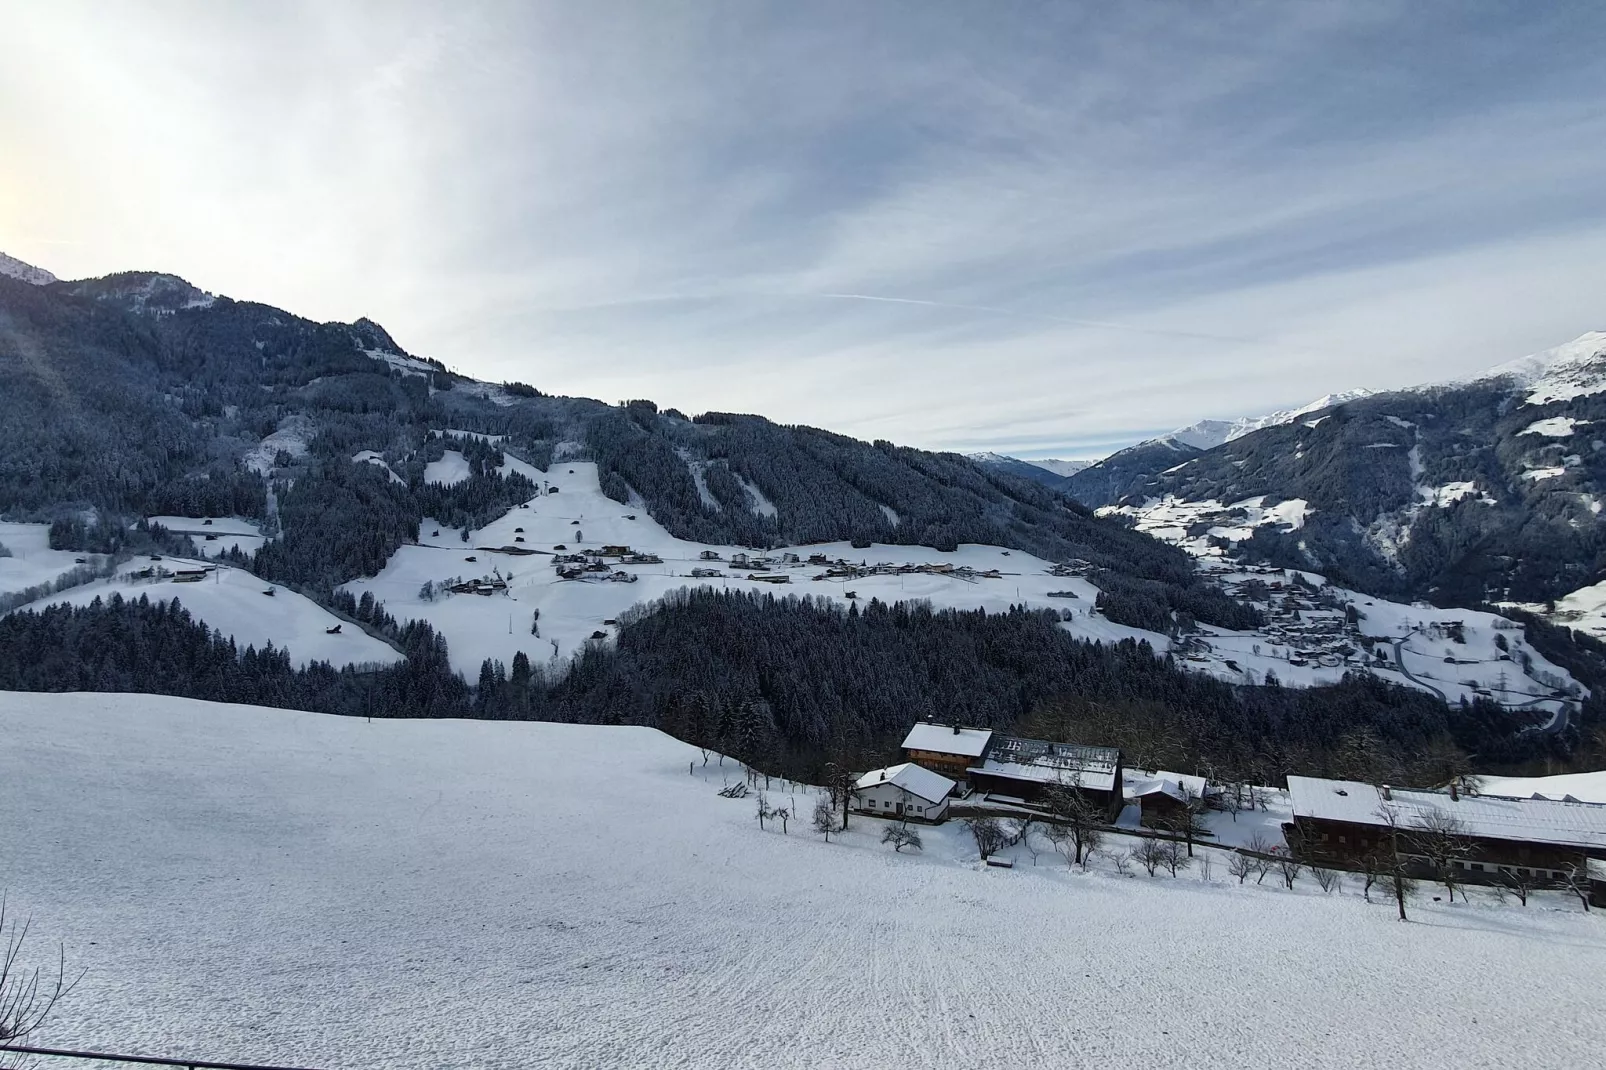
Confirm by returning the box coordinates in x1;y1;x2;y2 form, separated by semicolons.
9;558;400;669
146;515;267;558
345;462;1168;676
423;449;471;486
4;692;1603;1070
0;520;90;596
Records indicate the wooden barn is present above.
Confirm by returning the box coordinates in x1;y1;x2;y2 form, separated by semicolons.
1286;775;1606;883
901;722;994;782
966;736;1124;818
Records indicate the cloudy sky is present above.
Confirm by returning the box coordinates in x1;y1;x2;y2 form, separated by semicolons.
4;2;1606;459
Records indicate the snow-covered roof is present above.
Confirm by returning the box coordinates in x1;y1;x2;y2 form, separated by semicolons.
1128;778;1189;804
969;736;1120;792
855;763;956;805
1126;769;1210;801
1287;776;1606;851
901;722;993;758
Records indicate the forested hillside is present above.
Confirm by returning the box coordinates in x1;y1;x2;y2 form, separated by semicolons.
2;590;1592;786
1068;339;1606;611
0;269;1243;625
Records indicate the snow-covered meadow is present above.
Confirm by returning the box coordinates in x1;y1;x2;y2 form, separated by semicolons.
345;461;1168;676
3;692;1603;1070
9;557;401;669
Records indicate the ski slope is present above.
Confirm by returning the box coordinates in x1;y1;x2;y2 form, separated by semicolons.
4;692;1603;1070
9;558;401;669
345;462;1169;676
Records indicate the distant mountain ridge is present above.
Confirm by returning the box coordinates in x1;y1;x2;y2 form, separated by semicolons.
1072;331;1606;612
0;251;56;286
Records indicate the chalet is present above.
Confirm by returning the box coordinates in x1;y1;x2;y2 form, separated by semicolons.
968;736;1124;817
1127;772;1211;822
852;764;956;823
599;545;631;557
700;550;722;561
901;722;994;783
690;568;723;578
624;553;662;564
749;573;790;584
1286;775;1606;882
607;570;638;583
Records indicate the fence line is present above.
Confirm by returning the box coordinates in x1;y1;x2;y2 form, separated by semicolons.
0;1044;327;1070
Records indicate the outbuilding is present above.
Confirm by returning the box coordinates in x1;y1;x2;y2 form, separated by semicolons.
852;764;956;823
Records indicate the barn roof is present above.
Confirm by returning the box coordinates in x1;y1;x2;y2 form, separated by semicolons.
856;763;956;805
1287;775;1606;851
901;722;993;758
968;736;1120;792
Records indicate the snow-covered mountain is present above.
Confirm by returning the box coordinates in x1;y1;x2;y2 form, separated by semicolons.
1454;329;1606;406
1161;390;1377;451
1027;457;1095;478
1066;331;1606;614
0;251;56;286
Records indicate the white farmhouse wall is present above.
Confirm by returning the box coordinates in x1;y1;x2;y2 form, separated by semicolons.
851;781;948;821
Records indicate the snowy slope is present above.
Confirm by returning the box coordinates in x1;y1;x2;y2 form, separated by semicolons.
0;521;94;597
5;692;1604;1070
1163;390;1376;450
10;558;401;669
345;462;1169;676
146;515;268;558
0;251;56;285
1454;330;1606;405
422;449;470;486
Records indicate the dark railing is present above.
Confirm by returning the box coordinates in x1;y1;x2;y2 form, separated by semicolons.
0;1044;327;1070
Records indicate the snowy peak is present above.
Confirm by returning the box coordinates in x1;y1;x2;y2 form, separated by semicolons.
0;251;56;286
1027;457;1094;478
1458;331;1606;406
1162;390;1376;451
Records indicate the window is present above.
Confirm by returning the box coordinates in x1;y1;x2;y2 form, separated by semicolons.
1337;835;1346;844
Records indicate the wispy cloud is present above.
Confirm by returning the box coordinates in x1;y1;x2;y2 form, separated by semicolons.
4;1;1605;457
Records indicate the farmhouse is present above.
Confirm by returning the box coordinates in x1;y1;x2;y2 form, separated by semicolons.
852;764;956;823
901;722;993;782
1286;775;1606;881
968;736;1124;816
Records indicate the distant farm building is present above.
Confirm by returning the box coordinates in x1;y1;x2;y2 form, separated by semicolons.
967;736;1124;816
1287;775;1606;882
901;723;993;782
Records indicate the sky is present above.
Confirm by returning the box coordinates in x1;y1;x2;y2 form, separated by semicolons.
4;1;1606;460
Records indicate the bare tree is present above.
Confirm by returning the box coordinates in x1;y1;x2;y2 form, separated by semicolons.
1111;850;1133;877
882;825;923;853
812;797;836;842
1562;863;1594;913
1134;838;1166;876
1198;851;1214;883
1041;782;1104;866
1158;839;1191;877
1274;852;1303;889
1227;851;1257;885
0;897;82;1069
1374;805;1417;921
1246;833;1275;885
1311;867;1342;894
773;805;791;834
1079;828;1104;871
1410;809;1472;902
823;763;859;831
1496;870;1534;906
755;793;770;831
964;817;1009;860
1146;789;1209;857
